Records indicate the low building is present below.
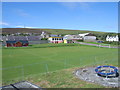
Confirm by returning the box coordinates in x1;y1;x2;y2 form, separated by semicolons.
41;31;49;38
48;37;63;43
63;35;82;43
6;40;29;47
83;33;96;42
63;35;82;40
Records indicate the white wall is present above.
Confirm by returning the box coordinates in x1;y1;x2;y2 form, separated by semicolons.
83;36;96;42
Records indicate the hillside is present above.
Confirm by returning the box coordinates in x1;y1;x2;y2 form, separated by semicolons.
1;28;49;34
39;28;107;35
1;28;108;35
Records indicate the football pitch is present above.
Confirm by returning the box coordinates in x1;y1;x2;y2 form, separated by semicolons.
2;43;118;85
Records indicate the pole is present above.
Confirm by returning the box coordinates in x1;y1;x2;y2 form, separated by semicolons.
99;44;101;48
64;59;66;69
109;44;110;48
45;64;48;73
105;73;108;79
21;65;24;80
80;59;81;66
94;56;97;66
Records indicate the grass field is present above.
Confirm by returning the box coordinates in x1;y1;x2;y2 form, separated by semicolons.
2;43;118;87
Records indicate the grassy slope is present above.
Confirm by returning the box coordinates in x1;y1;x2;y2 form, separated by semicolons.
1;28;107;35
2;44;118;87
78;42;119;47
39;28;106;35
27;67;105;88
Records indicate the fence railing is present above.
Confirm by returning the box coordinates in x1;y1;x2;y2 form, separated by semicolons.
1;54;118;86
74;41;119;48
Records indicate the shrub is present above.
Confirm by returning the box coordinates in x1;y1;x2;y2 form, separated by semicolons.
41;38;48;40
76;40;83;42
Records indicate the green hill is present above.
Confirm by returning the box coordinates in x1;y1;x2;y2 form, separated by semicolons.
1;28;108;35
39;28;109;35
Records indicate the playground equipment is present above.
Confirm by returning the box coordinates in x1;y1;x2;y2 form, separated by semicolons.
95;65;119;78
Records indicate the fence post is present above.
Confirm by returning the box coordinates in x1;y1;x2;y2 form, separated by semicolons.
80;58;81;67
99;44;101;48
45;64;48;73
21;65;24;80
109;44;111;48
94;56;96;66
64;59;66;69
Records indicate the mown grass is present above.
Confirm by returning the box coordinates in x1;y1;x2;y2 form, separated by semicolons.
76;41;119;47
2;43;118;87
27;67;106;88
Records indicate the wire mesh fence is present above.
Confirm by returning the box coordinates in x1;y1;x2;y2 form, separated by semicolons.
1;54;118;86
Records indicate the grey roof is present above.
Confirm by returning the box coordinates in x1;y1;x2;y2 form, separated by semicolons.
1;81;42;89
1;36;42;41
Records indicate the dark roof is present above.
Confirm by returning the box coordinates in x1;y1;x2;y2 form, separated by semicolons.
85;33;96;36
50;35;59;37
1;81;41;89
2;28;49;34
6;40;28;43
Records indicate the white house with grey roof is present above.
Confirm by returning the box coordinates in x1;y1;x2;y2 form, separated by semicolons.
106;35;119;42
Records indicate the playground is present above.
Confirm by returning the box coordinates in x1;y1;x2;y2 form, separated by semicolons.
75;66;119;87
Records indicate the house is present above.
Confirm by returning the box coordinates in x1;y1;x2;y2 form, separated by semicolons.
63;35;82;43
106;35;119;42
63;35;82;40
41;31;49;38
63;35;74;43
6;40;29;47
83;33;96;42
48;36;63;43
63;35;74;40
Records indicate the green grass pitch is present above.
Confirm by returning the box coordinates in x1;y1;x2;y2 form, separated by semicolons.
2;43;118;86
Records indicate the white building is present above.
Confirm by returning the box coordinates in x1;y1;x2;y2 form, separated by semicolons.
41;31;49;38
79;33;89;38
106;35;119;42
48;36;63;43
41;32;46;38
63;35;82;40
83;33;96;42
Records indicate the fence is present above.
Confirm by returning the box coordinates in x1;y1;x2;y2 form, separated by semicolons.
1;53;118;86
2;40;49;46
75;41;120;48
28;40;49;45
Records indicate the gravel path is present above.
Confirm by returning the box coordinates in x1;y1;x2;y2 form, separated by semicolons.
74;67;120;87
